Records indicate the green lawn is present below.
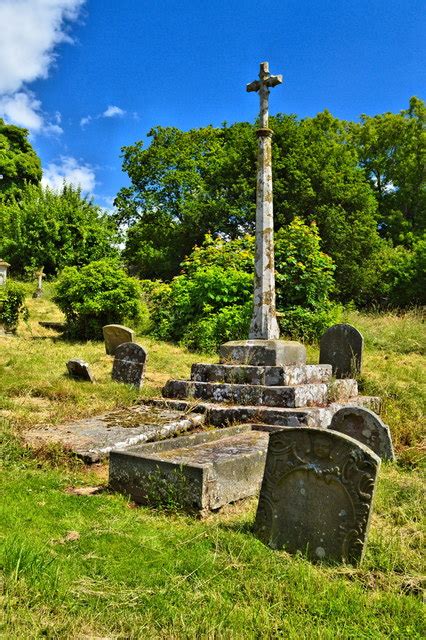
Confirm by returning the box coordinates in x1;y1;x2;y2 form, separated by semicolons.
0;292;425;638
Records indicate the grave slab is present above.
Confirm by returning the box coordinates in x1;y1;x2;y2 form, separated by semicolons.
103;324;135;355
66;359;94;383
254;427;380;565
21;405;204;463
330;406;395;461
109;424;274;513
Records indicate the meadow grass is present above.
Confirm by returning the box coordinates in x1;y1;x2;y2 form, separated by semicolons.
0;291;425;638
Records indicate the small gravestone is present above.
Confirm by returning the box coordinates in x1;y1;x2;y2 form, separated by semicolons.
330;406;395;461
66;359;94;383
254;427;380;565
112;342;147;389
103;324;135;356
319;323;363;378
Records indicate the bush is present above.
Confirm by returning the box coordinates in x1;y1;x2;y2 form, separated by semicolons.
54;259;146;339
0;281;28;332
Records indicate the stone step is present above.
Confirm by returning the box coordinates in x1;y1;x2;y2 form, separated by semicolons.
162;379;329;408
148;395;381;430
190;363;332;386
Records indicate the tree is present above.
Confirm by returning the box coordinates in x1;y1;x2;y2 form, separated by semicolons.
0;119;41;201
352;97;426;246
0;183;119;276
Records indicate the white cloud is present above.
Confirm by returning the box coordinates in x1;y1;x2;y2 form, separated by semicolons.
0;0;84;134
103;105;125;118
42;156;96;193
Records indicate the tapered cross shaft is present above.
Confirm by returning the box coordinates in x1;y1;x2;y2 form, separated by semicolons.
246;62;283;340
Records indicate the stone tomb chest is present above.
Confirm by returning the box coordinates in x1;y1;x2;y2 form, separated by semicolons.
109;424;275;514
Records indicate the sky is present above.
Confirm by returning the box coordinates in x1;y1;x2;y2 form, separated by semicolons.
0;0;424;209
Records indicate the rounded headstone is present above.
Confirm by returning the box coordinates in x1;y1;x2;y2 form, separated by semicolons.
330;406;395;461
319;323;363;379
112;342;147;389
103;324;135;356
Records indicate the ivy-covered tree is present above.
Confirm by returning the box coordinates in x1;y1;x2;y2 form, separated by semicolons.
0;119;41;201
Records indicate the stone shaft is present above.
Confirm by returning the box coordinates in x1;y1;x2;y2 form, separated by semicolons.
247;62;282;340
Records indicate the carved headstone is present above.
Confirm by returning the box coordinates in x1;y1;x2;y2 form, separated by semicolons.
66;359;94;383
319;323;363;378
103;324;135;355
112;342;147;389
330;406;395;461
254;427;380;565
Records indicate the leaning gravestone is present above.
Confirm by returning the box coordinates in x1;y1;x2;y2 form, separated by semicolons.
254;427;380;565
66;359;94;383
330;406;395;461
319;323;363;379
112;342;147;389
103;324;135;356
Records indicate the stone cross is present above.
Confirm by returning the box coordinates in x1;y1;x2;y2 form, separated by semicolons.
247;61;282;340
36;267;45;291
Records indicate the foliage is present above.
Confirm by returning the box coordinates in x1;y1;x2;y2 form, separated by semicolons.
353;96;426;246
142;220;339;350
0;119;42;202
0;183;119;276
53;259;146;339
0;281;28;331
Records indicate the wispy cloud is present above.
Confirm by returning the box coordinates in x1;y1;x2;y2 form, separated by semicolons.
0;0;84;134
42;156;96;193
80;104;127;127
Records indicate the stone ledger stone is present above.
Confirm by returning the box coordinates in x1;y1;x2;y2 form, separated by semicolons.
254;427;380;565
103;324;135;355
112;342;147;389
330;406;395;461
319;323;363;379
66;359;94;382
220;339;306;367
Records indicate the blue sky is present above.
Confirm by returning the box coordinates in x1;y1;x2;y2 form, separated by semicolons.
0;0;424;209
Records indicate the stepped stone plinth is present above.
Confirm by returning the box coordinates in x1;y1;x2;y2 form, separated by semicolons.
219;340;306;366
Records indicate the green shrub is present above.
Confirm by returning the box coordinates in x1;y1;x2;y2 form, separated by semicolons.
54;259;147;339
0;281;28;332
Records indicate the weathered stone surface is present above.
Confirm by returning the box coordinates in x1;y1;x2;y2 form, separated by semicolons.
330;406;395;461
112;342;147;388
320;323;363;379
162;379;328;408
103;324;135;355
328;379;358;402
220;340;306;367
109;424;271;513
39;321;65;331
21;405;204;462
191;363;332;386
254;427;380;565
66;359;94;383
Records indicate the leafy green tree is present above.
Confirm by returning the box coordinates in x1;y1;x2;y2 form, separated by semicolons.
0;119;41;201
353;97;426;246
54;258;146;339
0;183;119;276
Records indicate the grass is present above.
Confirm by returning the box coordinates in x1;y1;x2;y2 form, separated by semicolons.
0;290;425;638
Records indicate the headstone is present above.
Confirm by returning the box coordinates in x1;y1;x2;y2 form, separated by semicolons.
0;259;10;285
66;359;94;383
103;324;135;355
112;342;147;388
330;406;395;461
254;427;380;565
319;323;363;378
32;267;45;298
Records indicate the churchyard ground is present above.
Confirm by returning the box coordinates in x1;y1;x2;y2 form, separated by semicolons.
0;287;424;638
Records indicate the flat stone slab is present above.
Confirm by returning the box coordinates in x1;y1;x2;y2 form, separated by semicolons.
254;427;380;565
163;379;328;408
39;321;65;331
330;406;395;461
22;405;204;463
220;340;306;366
109;424;272;513
191;363;332;386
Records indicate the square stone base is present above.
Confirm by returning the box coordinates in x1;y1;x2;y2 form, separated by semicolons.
219;340;306;367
